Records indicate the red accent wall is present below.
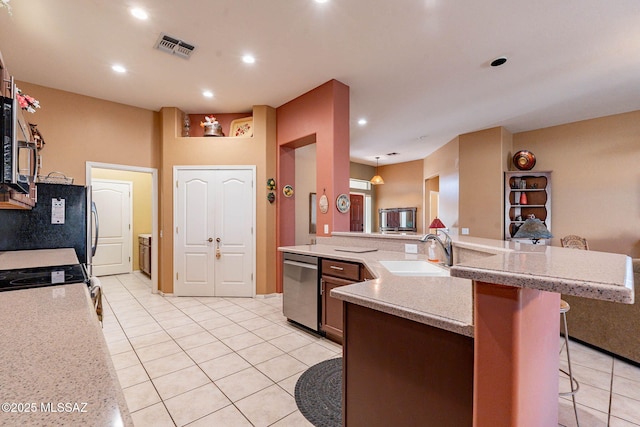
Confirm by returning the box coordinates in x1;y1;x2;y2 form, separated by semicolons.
275;80;350;291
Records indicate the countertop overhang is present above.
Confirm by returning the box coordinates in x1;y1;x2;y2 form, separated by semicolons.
279;234;634;337
448;236;634;304
328;232;634;303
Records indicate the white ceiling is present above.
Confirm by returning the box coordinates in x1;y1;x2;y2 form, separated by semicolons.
1;0;639;166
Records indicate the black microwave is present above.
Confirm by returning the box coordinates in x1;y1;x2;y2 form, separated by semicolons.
1;77;37;194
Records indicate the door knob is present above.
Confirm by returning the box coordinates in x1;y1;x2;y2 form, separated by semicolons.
208;238;213;242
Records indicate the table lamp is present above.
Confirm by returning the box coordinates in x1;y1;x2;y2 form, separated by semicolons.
513;218;552;244
429;217;446;234
427;218;446;262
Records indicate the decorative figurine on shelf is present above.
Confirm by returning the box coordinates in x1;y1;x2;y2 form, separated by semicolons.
28;123;45;149
519;192;528;205
183;114;190;137
16;87;40;113
200;115;223;137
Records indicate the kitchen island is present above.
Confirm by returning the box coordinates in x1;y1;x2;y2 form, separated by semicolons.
280;233;634;427
0;249;132;427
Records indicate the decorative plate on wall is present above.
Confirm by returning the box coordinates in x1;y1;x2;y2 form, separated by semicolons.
283;185;294;197
319;194;329;214
230;117;253;137
336;194;350;213
513;150;536;170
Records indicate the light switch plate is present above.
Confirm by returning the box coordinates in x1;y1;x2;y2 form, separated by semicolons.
324;224;329;234
405;244;418;254
462;228;470;235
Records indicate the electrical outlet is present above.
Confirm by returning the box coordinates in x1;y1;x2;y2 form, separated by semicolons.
324;224;329;234
405;244;418;254
462;228;469;235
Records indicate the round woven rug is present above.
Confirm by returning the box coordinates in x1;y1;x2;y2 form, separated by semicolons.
295;357;342;427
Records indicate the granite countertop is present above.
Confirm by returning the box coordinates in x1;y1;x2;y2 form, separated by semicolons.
0;248;80;269
279;244;474;337
280;235;634;337
0;249;132;426
327;233;634;303
449;239;634;304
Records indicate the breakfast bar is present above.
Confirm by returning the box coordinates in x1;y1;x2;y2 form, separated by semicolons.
282;233;634;427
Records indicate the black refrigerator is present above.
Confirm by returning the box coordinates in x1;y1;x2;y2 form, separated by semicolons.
0;183;92;264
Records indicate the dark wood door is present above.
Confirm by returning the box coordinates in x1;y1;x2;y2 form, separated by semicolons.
350;194;364;232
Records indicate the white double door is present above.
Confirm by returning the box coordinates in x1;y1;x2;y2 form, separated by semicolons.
174;167;255;297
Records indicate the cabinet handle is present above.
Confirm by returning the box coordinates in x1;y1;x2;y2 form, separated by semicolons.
329;266;344;271
320;279;323;295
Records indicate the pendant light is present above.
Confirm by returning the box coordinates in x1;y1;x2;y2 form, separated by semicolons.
370;156;384;185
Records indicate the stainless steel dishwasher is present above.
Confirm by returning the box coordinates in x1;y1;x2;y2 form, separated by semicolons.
283;252;319;332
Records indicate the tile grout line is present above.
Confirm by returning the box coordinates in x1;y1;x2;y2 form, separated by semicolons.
106;274;180;426
105;274;316;426
607;356;614;426
108;275;640;427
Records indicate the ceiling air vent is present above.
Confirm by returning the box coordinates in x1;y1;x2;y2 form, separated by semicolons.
154;33;196;59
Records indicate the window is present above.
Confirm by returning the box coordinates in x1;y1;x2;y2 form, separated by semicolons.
349;178;371;191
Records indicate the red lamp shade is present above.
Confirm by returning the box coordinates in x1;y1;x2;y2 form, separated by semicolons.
429;217;446;230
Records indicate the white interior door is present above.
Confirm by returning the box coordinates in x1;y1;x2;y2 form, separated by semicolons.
174;167;255;297
92;179;132;276
213;170;254;297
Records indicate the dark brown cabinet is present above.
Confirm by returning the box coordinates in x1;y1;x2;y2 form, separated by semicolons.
138;234;151;277
321;258;362;343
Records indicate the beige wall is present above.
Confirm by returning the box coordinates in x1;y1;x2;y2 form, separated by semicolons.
458;127;512;239
374;159;424;233
16;82;277;295
425;176;440;227
513;110;640;256
17;82;159;184
159;106;277;295
349;162;376;182
424;137;460;235
91;169;153;271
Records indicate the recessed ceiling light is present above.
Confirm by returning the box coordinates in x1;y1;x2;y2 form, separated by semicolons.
357;118;367;126
490;56;507;67
202;90;214;98
315;0;329;3
111;64;126;73
130;7;148;20
242;54;256;64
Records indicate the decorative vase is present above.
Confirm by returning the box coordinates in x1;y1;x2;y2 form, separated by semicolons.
519;192;528;205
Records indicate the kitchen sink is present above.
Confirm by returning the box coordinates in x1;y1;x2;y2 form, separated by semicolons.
379;260;449;277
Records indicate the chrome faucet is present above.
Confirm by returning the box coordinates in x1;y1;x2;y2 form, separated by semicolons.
420;231;453;266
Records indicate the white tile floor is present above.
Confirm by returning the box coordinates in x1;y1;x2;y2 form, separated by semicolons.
101;272;640;427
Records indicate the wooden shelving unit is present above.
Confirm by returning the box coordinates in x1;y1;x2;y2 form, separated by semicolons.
504;171;551;241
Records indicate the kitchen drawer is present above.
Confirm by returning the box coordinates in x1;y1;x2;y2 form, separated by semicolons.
321;258;360;281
